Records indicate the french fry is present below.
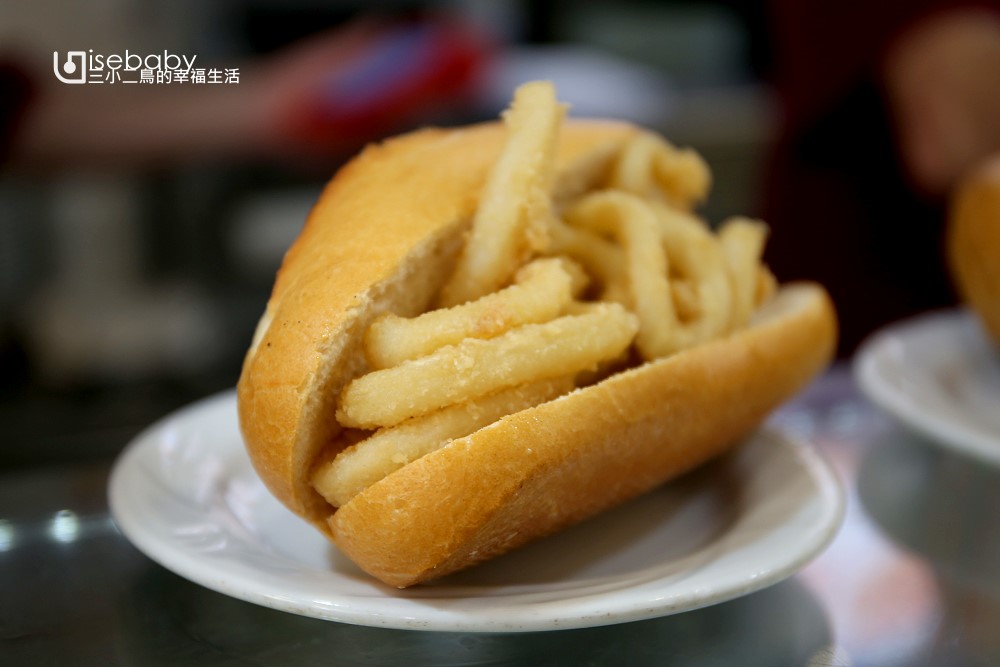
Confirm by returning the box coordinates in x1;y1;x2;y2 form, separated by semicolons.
438;81;566;306
718;217;769;330
564;192;738;359
670;279;701;322
654;203;734;348
337;303;639;429
755;265;778;307
313;378;573;507
608;132;712;210
565;191;675;360
549;217;628;302
365;258;577;369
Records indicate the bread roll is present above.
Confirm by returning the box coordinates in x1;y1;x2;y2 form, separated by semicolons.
237;118;837;587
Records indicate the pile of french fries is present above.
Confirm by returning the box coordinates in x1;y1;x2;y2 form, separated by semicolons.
312;81;775;507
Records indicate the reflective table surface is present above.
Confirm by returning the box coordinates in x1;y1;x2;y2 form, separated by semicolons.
2;365;999;666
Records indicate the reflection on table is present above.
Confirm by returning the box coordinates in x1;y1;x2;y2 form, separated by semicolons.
1;365;999;666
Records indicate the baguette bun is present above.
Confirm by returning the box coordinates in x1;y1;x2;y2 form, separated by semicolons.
947;154;1000;345
237;119;837;587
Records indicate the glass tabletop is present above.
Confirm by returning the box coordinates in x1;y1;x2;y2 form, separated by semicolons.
2;365;998;666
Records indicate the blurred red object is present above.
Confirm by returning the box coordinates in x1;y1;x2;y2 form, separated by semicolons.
277;17;493;152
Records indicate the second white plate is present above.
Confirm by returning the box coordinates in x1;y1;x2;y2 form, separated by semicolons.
109;391;843;632
855;308;1000;466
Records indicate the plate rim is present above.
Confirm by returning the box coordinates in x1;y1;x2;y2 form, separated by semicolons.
109;390;845;632
853;308;1000;466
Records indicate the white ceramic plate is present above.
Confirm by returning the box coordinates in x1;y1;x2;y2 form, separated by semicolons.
855;308;1000;466
109;391;844;632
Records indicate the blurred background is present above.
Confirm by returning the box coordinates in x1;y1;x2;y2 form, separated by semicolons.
1;0;997;470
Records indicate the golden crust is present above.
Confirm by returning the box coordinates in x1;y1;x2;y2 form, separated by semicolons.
236;120;637;533
947;155;1000;345
329;283;836;587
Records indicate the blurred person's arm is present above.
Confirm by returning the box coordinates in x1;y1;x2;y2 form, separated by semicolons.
10;77;268;166
760;0;1000;354
6;18;487;168
883;7;1000;197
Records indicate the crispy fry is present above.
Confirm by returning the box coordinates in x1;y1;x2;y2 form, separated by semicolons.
654;203;734;348
438;81;566;306
755;265;778;307
550;256;591;297
670;279;701;322
313;378;573;507
337;303;639;429
549;216;628;302
608;132;712;210
329;83;776;506
718;217;770;329
365;258;577;369
565;191;675;359
565;192;734;359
